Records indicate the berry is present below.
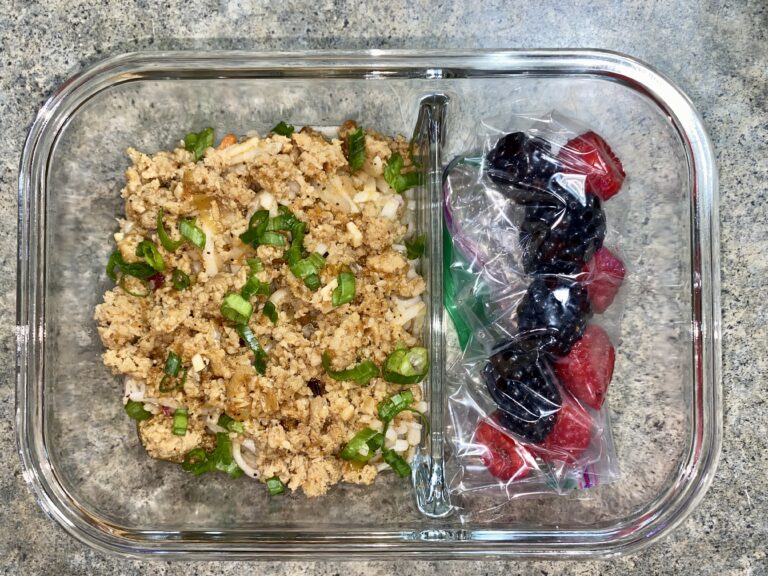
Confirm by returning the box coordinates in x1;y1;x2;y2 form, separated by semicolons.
581;247;626;314
486;132;561;203
536;396;593;463
483;351;561;443
557;131;625;201
520;185;606;274
553;324;615;410
474;419;533;481
516;277;592;356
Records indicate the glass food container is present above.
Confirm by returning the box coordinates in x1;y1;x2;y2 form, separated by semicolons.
16;50;720;559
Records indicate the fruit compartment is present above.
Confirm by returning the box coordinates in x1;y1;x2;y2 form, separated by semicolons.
17;50;720;559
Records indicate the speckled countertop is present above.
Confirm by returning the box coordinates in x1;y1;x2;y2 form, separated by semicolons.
1;1;766;574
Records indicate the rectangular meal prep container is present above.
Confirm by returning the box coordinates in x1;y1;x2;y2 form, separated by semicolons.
16;50;720;559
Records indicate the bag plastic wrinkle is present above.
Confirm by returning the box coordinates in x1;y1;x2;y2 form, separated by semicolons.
443;112;628;518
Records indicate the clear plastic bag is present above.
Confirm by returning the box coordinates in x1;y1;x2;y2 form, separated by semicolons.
443;112;628;518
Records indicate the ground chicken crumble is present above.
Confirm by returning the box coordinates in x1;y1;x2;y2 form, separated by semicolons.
95;123;427;497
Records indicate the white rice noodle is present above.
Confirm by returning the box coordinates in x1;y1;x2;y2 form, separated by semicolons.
199;221;219;277
216;137;282;166
205;412;228;434
232;440;259;479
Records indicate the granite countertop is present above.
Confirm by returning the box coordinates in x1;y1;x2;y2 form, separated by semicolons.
1;1;766;574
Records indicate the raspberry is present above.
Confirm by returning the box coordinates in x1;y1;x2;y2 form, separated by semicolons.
581;247;626;314
536;396;593;463
474;419;534;481
553;324;615;410
557;131;625;201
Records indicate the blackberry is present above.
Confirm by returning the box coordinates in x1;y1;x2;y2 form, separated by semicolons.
483;345;561;443
520;184;607;274
516;276;592;356
486;132;561;204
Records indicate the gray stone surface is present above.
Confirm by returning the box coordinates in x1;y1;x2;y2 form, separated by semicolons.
1;0;766;574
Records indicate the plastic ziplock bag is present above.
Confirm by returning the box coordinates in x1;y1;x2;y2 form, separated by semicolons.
443;112;628;520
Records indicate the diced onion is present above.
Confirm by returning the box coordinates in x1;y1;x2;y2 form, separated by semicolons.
380;197;401;220
268;288;289;306
393;439;410;453
191;354;206;372
346;222;363;247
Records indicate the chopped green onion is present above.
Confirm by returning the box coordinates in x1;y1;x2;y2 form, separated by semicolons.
303;274;321;291
384;152;422;193
106;250;156;282
172;408;189;436
377;390;415;423
212;432;244;478
182;448;212;475
184;127;214;161
405;234;427;260
125;400;152;421
290;258;317;279
118;276;151;298
164;351;182;377
267;208;299;231
156;208;184;252
332;271;356;306
159;366;187;393
171;269;191;290
239;210;270;246
237;324;267;375
134;239;165;274
241;276;271;300
266;476;285;495
306;252;325;270
271;121;295;137
284;221;307;265
321;352;379;386
382;449;411;478
218;414;245;434
220;293;253;324
179;218;206;249
340;427;382;462
262;301;278;324
257;230;287;246
247;257;264;272
346;127;366;172
382;346;429;385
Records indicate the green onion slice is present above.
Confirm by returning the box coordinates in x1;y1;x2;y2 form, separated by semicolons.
303;274;321;292
181;448;212;475
332;271;356;306
247;257;264;272
156;208;184;252
179;218;207;249
184;127;214;161
172;408;189;436
377;390;415;423
384;152;422;193
171;269;191;290
164;351;182;377
382;449;411;478
270;121;295;137
257;230;287;246
284;221;307;265
237;324;268;375
212;432;244;478
118;276;152;298
405;234;427;260
321;352;379;386
239;210;270;246
266;476;285;495
346;127;366;172
262;301;278;324
125;400;153;421
382;346;429;385
220;293;253;324
267;207;300;231
218;414;245;434
241;276;271;300
107;250;156;282
340;427;383;463
135;240;165;272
